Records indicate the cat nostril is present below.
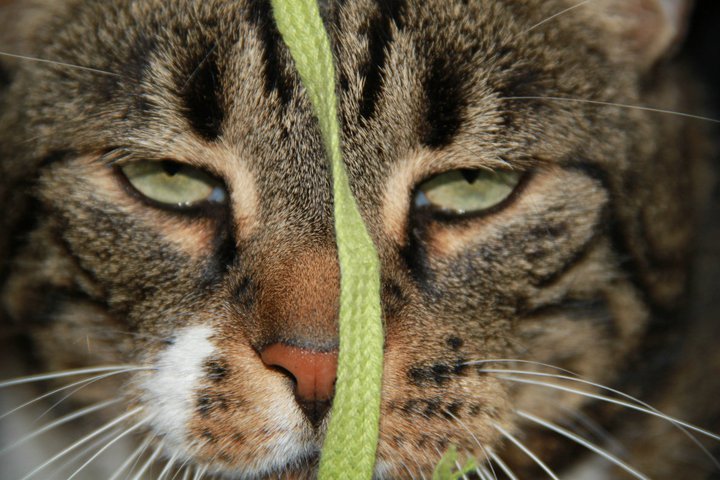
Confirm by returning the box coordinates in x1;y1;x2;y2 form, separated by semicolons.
260;343;338;426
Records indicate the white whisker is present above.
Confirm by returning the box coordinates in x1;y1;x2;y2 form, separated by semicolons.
494;423;559;480
50;427;125;478
130;440;164;480
107;435;154;480
170;456;195;480
158;452;179;480
475;464;496;480
487;450;519;480
0;399;120;455
496;374;720;441
192;464;208;480
19;406;142;480
66;417;148;480
0;365;142;389
463;359;578;376
563;406;626;454
480;366;720;469
521;0;594;35
501;95;720;123
0;367;148;422
517;410;649;479
0;51;124;77
480;446;498;480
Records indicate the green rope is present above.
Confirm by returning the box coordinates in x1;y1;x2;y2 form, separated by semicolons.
270;1;384;479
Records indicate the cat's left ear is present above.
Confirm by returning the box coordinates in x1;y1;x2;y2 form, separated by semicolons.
585;0;694;68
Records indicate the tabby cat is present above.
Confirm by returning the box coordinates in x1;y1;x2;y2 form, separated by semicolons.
0;0;718;478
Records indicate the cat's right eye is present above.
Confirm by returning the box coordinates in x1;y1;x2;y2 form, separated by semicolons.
414;169;521;216
119;160;227;209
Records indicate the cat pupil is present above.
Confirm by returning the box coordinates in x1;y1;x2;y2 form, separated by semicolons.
161;160;182;176
460;169;480;184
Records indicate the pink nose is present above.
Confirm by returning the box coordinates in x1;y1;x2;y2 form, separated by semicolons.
260;343;338;424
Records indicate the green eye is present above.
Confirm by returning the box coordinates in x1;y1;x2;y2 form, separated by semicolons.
415;169;521;215
120;160;227;208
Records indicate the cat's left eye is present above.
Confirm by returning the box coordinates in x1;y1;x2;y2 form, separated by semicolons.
119;160;227;208
414;169;521;216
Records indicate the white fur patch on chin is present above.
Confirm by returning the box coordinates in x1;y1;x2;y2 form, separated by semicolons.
141;324;216;457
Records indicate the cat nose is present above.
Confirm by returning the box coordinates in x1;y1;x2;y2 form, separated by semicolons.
260;343;338;426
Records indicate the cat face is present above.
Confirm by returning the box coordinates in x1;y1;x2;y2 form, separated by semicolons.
0;0;714;478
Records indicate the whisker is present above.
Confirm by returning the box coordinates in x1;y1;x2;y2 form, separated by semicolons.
496;375;720;442
50;427;125;478
480;446;498;480
0;398;121;455
158;452;180;480
66;417;149;480
0;367;150;421
476;464;496;480
501;95;720;123
107;434;154;480
444;410;498;479
0;365;142;389
192;464;208;480
479;367;720;469
170;456;195;480
563;406;626;455
34;372;129;424
487;450;519;480
181;466;191;480
517;410;648;479
130;440;164;480
0;51;124;78
482;362;720;470
521;0;594;35
18;406;142;480
493;423;559;480
463;359;578;376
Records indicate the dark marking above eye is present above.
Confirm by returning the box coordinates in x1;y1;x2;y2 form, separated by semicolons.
248;0;294;105
358;0;407;119
181;45;224;141
422;57;468;148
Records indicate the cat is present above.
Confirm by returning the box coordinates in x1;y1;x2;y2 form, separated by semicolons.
0;0;718;478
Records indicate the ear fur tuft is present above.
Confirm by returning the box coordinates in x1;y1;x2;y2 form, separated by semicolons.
582;0;694;67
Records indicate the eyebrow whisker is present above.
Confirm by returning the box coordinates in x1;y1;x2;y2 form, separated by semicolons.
0;51;124;78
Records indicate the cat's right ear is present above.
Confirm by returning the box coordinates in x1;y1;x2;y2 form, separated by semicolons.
579;0;694;69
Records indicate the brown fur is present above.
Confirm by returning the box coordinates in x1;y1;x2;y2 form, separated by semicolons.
0;0;717;478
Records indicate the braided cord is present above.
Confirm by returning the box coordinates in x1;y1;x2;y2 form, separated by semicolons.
270;1;384;478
